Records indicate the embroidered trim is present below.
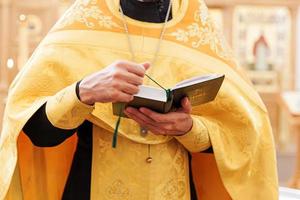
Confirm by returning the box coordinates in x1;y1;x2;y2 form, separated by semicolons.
55;0;233;61
56;0;121;29
161;179;186;199
106;179;130;199
170;0;233;60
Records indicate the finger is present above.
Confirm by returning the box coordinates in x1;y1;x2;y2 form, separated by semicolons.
116;61;146;77
126;112;167;135
157;120;188;133
139;107;177;123
161;129;185;136
160;122;176;131
147;125;168;135
126;107;157;125
132;108;190;134
111;92;134;103
124;110;148;127
141;62;151;70
127;107;184;134
144;124;182;136
120;82;140;95
121;72;144;85
180;97;192;113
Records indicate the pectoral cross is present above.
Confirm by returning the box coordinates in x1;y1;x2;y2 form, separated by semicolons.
140;126;148;137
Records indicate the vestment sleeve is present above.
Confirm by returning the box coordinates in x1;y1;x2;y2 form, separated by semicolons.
45;82;94;130
23;82;93;147
175;115;211;152
23;103;76;147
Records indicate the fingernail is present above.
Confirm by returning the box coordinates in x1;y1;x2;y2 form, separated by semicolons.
139;64;145;71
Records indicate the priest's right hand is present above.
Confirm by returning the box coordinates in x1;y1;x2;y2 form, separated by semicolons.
78;60;150;105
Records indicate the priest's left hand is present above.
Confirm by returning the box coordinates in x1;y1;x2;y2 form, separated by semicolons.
124;97;193;136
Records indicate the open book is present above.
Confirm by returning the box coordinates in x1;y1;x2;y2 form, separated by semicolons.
113;74;225;116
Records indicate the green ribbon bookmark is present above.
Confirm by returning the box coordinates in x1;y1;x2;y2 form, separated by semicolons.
112;74;170;148
145;74;172;101
166;89;172;101
112;103;124;148
112;114;122;148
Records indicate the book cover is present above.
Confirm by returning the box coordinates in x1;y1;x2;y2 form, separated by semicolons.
113;74;225;117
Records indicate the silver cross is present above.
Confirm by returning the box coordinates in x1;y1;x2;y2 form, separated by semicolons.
140;127;148;137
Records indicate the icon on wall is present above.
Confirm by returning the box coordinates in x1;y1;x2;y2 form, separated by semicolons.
233;6;291;90
253;32;270;71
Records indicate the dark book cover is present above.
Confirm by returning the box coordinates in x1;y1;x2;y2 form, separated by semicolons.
113;74;225;117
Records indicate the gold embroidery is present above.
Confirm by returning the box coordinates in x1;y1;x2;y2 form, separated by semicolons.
194;134;203;145
170;0;233;60
195;0;209;25
106;179;130;200
56;0;121;29
161;179;186;199
174;145;185;170
55;90;66;103
92;128;190;199
96;136;110;155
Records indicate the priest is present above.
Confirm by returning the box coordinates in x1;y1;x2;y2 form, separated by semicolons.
0;0;278;199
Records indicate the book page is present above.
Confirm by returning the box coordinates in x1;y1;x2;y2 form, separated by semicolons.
172;74;224;90
134;85;167;102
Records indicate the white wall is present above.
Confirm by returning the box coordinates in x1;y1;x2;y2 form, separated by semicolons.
296;7;300;90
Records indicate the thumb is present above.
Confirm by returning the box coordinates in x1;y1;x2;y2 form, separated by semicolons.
180;97;192;114
141;62;151;71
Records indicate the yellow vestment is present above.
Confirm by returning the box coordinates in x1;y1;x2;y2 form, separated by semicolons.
0;0;278;199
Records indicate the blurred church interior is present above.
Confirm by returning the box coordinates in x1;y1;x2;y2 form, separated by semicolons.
1;0;300;197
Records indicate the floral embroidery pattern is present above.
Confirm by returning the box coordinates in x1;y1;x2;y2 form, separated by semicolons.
161;179;186;199
170;0;233;60
106;179;130;200
96;136;110;155
56;0;120;29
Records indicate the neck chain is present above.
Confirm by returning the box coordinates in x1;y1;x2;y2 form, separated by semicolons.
118;0;172;163
119;0;172;68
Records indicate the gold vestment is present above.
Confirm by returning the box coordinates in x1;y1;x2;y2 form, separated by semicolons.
0;0;278;199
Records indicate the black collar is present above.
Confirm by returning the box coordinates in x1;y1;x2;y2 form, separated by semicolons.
120;0;172;23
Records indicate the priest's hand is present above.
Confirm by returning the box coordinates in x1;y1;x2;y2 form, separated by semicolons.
124;97;193;136
78;60;150;105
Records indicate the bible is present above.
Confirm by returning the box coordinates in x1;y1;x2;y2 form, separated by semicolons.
113;74;225;116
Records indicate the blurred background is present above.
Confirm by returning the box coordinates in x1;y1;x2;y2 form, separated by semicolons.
1;0;300;191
